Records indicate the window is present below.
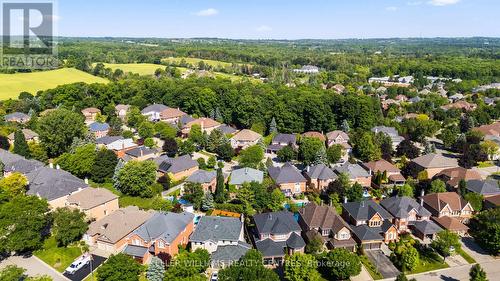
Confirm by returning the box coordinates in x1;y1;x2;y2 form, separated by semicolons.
339;232;350;240
133;239;141;245
158;241;164;248
369;220;382;227
321;229;330;236
294;183;301;193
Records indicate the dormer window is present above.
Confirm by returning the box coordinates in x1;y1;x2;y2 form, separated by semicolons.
369;220;382;227
321;229;330;236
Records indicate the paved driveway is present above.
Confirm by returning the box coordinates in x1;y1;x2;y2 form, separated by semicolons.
63;255;106;281
0;255;68;281
365;250;400;279
461;237;494;263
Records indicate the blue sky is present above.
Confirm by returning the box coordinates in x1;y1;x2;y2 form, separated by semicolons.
54;0;499;39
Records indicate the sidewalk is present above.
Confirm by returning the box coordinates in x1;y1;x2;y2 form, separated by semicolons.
351;264;374;281
0;255;69;281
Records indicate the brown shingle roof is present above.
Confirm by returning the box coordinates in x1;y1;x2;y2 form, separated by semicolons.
298;203;349;233
473;122;500;137
432;216;469;232
412;153;458;169
81;107;101;114
231;129;262;142
436;167;482;187
302;131;326;142
67;187;118;210
160;107;186;119
485;194;500;207
421;192;471;213
363;159;400;174
185;117;220;129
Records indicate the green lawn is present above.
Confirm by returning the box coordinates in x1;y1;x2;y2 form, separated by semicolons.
0;68;108;100
162;57;236;68
359;255;383;280
477;161;494;168
34;236;83;273
406;252;449;275
456;248;476;264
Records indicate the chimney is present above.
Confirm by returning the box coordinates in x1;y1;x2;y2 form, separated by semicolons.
420;197;424;207
49;162;53;169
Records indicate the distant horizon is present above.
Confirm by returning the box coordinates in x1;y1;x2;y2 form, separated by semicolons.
55;36;499;41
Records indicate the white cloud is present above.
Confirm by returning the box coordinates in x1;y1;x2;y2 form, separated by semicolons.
256;25;272;32
385;6;398;11
194;8;219;16
428;0;460;6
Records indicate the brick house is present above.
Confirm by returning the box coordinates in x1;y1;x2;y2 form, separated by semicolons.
185;170;217;192
334;162;371;187
268;163;307;196
304;163;337;191
66;187;119;221
408;153;459;179
155;154;199;181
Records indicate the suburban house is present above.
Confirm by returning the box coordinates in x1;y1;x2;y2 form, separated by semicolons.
362;159;405;186
420;192;473;233
123;212;194;263
229;167;264;186
408;153;459;179
0;149;43;176
342;200;398;249
473;121;500;137
304;163;337;191
465;179;500;197
84;206;153;253
441;101;477;112
89;122;110;138
7;129;39;145
141;104;168;121
326;130;350;148
159;107;187;124
298;203;356;251
190;215;245;253
185;170;217;192
218;125;238;135
155;154;199;181
230;129;262;150
371;126;404;148
81;107;101;124
96;136;123;147
434;167;482;188
106;138;138;157
123;146;159;161
331;84;346;94
334;162;371;187
252;211;306;265
266;133;297;154
301;131;326;142
380;197;441;240
484;194;500;210
4;112;30;123
115;104;130;120
182;117;221;135
66;187;119;221
293;65;319;74
268;163;307;196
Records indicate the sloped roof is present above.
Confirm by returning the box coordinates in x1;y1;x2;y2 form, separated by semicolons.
26;167;88;201
473;122;500;137
7;129;38;141
334;162;370;179
485;194;500;207
380;196;431;218
185;117;220;129
218;125;238;135
186;170;216;184
436;167;482;187
96;136;123;145
81;107;100;114
132;212;194;244
4;112;30;121
466;180;500;196
89;122;110;132
231;129;262;142
412;220;442;235
298;203;349;233
190;216;242;242
268;163;306;184
106;138;136;151
87;206;153;244
115;104;130;111
141;104;168;114
0;149;43;174
253;211;301;235
302;131;326;142
160;107;186;119
211;242;251;264
125;146;158;158
122;244;148;257
421;192;470;213
363;159;400;174
326;130;349;142
342;200;393;221
272;133;297;144
229;167;263;185
432;216;469;232
350;225;384;241
255;239;286;257
67;187;118;210
412;153;458;169
157;154;198;174
305;163;337;180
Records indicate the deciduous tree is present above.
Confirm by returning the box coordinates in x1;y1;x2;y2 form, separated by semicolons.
38;109;85;157
96;253;143;281
52;207;88;246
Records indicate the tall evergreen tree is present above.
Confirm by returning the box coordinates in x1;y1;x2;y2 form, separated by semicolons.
313;145;328;165
269;117;278;135
201;192;214;211
341;120;350;133
214;168;225;203
112;159;125;190
147;256;165;281
469;264;488;281
13;130;30;158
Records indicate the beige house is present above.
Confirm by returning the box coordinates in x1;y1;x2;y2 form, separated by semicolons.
409;153;459;179
81;107;101;124
160;107;187;124
66;187;119;221
420;192;474;224
7;129;39;145
84;206;153;253
115;104;130;120
182;117;221;135
230;129;262;149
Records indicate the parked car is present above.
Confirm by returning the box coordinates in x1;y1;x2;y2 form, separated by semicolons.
65;253;91;274
210;271;218;281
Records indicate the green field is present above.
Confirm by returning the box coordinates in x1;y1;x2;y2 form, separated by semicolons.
162;56;236;68
100;63;187;76
0;68;108;100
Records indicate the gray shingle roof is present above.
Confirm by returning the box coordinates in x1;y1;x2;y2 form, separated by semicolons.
4;112;30;121
96;136;123;145
190;216;242;243
122;244;148;257
255;239;286;257
350;225;384;241
229;167;264;185
268;163;306;184
89;122;110;132
305;163;337;180
186;170;216;184
286;232;306;248
125;146;158;158
211;242;251;264
0;149;44;174
132;212;194;244
141;104;168;114
334;163;370;179
380;196;431;218
466;180;500;196
218;125;237;135
342;200;393;221
272;133;296;145
157;155;198;174
412;220;442;235
26;167;88;201
253;211;301;235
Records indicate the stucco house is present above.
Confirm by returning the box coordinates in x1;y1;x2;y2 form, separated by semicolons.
141;104;168;122
115;104;130;120
66;187;119;221
81;107;101;124
182;117;221;135
230;129;262;150
7;129;39;145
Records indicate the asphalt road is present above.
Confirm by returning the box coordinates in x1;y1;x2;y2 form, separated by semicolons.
63;255;106;281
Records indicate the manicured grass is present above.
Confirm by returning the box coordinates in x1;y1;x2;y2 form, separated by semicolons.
406;253;449;275
359;255;383;280
477;161;494;168
0;68;108;100
162;57;236;68
34;236;83;273
100;63;181;76
456;248;476;264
